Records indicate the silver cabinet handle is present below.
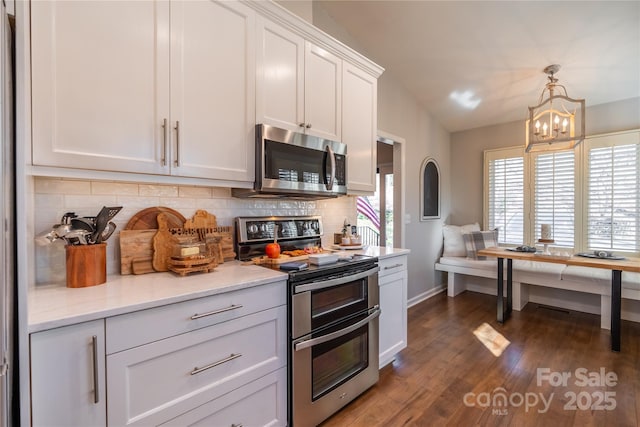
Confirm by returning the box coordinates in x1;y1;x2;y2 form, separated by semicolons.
384;263;404;270
191;353;242;375
295;306;380;351
325;145;336;191
174;120;180;166
161;118;168;166
91;335;99;404
295;266;379;293
190;304;243;320
231;424;243;427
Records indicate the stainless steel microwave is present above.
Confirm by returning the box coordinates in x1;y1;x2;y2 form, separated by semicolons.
232;124;347;199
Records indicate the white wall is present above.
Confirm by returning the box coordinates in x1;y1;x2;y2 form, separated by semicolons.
449;97;640;226
312;6;452;303
33;177;356;285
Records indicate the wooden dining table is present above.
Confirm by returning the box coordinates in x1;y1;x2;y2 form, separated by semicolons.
477;247;640;352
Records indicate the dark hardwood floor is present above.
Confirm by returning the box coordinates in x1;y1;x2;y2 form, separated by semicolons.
320;291;640;426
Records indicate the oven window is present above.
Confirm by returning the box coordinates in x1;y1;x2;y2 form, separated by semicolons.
311;280;367;329
312;323;369;401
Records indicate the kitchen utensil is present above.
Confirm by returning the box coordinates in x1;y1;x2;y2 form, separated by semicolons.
63;229;92;245
71;217;96;233
101;221;117;241
92;206;122;243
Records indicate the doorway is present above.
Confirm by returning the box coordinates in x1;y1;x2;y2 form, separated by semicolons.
356;133;405;248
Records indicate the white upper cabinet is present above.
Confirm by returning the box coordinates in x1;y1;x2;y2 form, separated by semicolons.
31;0;255;183
256;18;305;133
170;0;255;182
256;20;342;141
31;0;170;175
303;42;342;141
343;62;377;193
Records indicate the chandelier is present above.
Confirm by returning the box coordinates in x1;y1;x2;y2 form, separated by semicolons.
525;64;585;152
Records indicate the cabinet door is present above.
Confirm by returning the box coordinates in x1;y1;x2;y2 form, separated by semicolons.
170;0;255;182
343;63;378;193
379;269;407;368
30;320;106;426
31;0;170;174
304;42;342;141
256;17;305;133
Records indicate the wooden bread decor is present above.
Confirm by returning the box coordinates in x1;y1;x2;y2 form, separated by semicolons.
152;213;178;272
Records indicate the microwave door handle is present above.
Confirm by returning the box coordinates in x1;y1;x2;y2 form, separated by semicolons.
294;306;381;351
294;266;379;293
325;145;336;190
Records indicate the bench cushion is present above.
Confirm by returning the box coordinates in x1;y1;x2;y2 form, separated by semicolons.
513;260;565;281
438;256;495;271
562;266;640;290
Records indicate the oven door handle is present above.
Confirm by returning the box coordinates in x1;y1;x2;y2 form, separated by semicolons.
294;306;380;351
294;266;379;293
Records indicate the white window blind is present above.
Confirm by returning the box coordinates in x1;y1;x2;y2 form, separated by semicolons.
533;151;575;247
486;150;524;244
586;139;639;252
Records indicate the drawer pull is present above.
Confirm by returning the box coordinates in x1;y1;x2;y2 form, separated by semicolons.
384;263;404;270
191;353;242;375
231;424;243;427
91;335;100;404
190;304;243;320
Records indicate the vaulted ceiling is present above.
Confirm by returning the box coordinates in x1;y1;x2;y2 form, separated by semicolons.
315;1;640;133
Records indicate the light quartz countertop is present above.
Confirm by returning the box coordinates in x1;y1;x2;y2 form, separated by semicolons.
28;261;288;333
28;246;410;333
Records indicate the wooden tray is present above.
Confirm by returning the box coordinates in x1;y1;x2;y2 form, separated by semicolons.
167;256;217;276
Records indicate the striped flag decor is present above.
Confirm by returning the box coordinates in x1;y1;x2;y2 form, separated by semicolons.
357;197;380;229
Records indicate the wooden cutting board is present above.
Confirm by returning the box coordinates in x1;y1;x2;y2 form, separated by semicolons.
119;229;156;275
254;254;309;265
183;209;217;230
125;207;186;230
153;213;178;272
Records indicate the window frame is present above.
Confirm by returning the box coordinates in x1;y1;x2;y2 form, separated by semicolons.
482;129;639;256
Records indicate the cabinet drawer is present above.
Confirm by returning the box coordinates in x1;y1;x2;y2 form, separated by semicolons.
107;305;286;426
160;368;287;427
106;280;286;354
378;255;407;278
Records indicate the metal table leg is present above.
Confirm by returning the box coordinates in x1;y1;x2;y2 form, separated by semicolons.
506;259;513;317
611;270;622;352
497;258;504;323
497;257;512;324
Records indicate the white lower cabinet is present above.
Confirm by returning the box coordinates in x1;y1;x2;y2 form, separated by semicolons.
107;305;287;426
29;281;288;427
378;255;408;368
30;319;106;426
160;367;287;427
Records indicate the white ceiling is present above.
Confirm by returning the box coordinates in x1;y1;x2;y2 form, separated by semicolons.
315;0;640;133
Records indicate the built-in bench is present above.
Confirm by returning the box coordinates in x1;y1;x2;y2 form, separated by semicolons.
435;256;640;329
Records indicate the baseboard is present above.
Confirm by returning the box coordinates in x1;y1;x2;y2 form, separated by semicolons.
408;284;446;308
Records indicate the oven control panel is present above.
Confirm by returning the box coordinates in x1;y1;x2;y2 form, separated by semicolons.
236;216;323;243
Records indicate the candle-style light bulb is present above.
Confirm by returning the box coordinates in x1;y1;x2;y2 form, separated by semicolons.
562;118;568;133
535;120;541;135
553;115;560;131
542;122;548;137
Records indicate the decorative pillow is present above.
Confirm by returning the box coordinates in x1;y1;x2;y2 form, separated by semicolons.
463;230;499;260
442;223;481;257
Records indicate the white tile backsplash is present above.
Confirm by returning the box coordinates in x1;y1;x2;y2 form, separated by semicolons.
34;177;357;285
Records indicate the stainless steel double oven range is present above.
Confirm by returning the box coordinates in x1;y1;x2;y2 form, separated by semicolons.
236;216;380;426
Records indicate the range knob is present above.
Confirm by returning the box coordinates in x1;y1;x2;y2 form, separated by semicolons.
248;224;258;234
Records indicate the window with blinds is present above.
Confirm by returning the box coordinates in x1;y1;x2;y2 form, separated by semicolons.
586;139;639;252
486;151;524;244
533;151;575;247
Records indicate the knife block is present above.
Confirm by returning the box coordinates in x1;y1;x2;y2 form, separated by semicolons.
66;243;107;288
